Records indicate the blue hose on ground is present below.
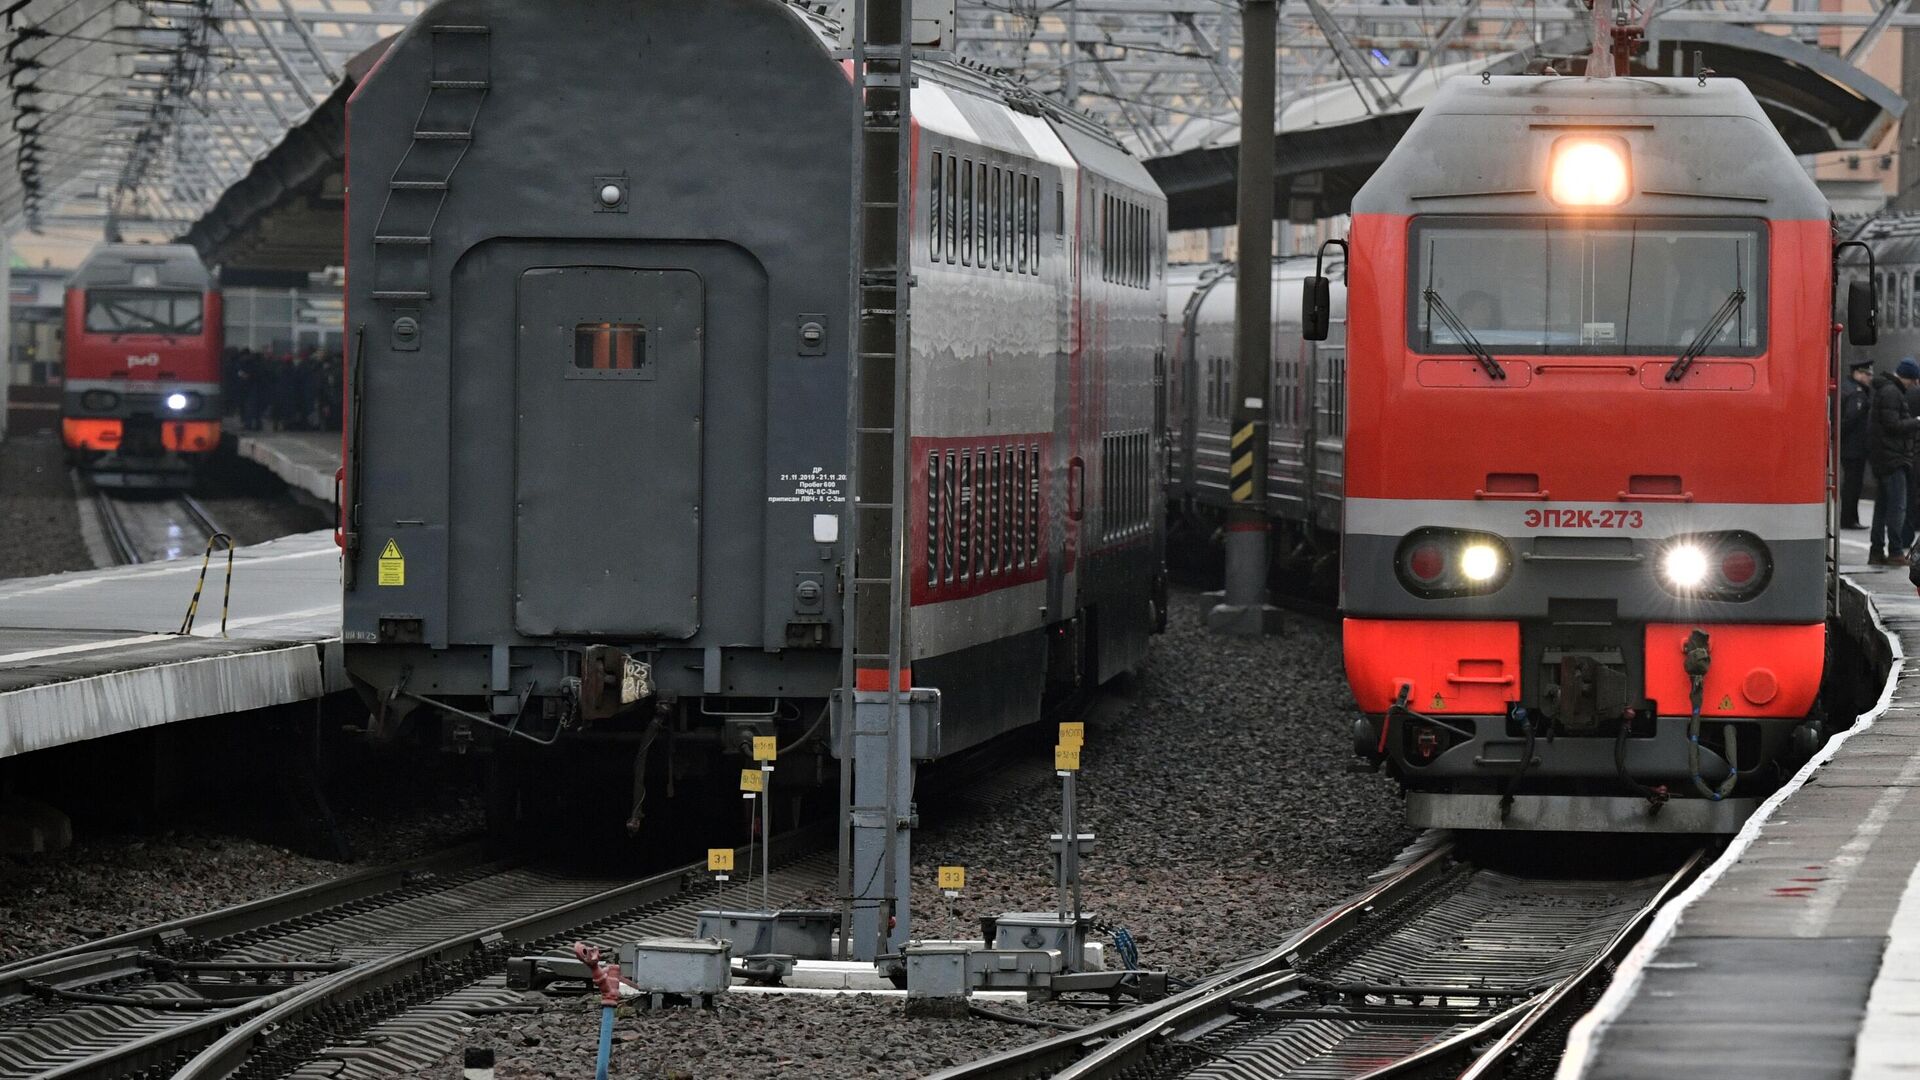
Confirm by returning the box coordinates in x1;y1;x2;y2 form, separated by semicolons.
594;1003;615;1080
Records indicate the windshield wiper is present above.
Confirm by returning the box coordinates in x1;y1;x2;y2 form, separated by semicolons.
1424;289;1506;381
1664;289;1746;382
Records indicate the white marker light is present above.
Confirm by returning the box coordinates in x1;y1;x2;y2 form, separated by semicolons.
1460;543;1502;583
1663;543;1710;589
1549;136;1630;207
165;392;189;411
812;513;840;544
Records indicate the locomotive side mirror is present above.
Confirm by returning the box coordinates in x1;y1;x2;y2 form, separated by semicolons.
1836;240;1878;348
1303;277;1332;342
1848;280;1878;347
1304;237;1348;343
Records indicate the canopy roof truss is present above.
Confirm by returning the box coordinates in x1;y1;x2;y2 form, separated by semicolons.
0;0;1909;243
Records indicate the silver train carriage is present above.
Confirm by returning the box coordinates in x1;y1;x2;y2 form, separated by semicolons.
1841;210;1920;370
1164;256;1348;597
338;0;1168;826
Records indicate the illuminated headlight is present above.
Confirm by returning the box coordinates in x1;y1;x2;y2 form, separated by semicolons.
1662;543;1710;589
1460;543;1503;583
165;392;190;412
1396;529;1511;598
1656;533;1772;601
1548;135;1630;207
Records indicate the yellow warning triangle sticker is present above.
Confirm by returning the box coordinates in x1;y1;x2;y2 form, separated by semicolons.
380;539;402;560
1718;695;1733;710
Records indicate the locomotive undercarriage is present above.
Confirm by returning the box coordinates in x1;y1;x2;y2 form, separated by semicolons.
1354;610;1825;833
345;611;1111;837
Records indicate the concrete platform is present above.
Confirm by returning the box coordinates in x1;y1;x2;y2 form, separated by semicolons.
1563;533;1920;1079
235;431;339;506
0;530;344;758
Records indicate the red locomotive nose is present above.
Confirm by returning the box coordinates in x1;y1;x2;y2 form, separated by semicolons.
1409;542;1446;583
1721;550;1759;586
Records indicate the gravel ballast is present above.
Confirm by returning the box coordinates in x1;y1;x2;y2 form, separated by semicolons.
0;770;483;964
0;433;91;579
422;589;1415;1079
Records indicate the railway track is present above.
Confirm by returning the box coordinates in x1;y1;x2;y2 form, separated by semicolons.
936;837;1706;1080
0;829;832;1080
78;471;228;565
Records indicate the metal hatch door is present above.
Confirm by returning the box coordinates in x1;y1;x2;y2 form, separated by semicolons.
514;266;704;638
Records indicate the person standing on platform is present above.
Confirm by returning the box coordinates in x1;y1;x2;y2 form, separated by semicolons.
1841;359;1873;530
1868;358;1920;566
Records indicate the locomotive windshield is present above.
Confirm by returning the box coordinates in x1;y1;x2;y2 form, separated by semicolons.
1409;216;1765;356
83;289;205;336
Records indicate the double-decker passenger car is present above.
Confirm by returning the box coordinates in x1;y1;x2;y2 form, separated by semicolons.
337;0;1167;828
61;244;223;487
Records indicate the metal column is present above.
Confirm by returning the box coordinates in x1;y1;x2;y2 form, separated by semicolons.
1207;0;1283;637
839;0;918;963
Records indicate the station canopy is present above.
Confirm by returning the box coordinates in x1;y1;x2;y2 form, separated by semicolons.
1;0;1907;268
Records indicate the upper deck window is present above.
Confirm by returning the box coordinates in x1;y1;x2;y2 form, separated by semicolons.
1408;217;1765;357
84;289;204;335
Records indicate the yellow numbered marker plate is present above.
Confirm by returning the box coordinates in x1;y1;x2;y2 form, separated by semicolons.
1058;721;1085;749
1055;744;1081;771
740;768;766;793
708;848;734;872
752;735;778;762
938;865;966;891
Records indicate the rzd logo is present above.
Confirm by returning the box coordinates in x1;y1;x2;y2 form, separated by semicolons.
125;353;160;369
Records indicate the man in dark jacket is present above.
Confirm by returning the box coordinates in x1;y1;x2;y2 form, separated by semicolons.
1841;359;1873;529
1868;358;1920;565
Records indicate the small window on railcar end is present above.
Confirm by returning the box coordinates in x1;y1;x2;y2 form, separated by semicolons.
1030;176;1042;271
573;323;647;371
1911;270;1920;326
1016;176;1029;273
930;153;944;262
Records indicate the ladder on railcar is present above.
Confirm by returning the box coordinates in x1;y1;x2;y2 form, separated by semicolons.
838;0;919;962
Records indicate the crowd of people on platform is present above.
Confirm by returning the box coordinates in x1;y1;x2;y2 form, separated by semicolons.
223;346;343;432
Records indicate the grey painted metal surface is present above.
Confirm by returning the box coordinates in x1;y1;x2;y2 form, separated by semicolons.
339;0;1164;761
1561;566;1920;1080
0;530;342;758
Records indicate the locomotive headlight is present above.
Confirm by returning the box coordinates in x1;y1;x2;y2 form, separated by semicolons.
165;392;190;412
1549;136;1630;207
1460;542;1503;583
1662;543;1711;589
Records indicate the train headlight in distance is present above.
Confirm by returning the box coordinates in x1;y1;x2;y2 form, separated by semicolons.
1662;543;1710;589
165;392;190;412
1460;543;1503;583
1549;136;1630;207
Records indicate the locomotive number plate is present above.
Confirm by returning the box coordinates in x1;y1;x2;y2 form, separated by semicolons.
1522;508;1645;530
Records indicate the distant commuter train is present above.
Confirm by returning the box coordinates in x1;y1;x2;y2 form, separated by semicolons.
1165;256;1348;598
337;0;1167;829
61;244;223;487
1321;73;1874;833
1841;210;1920;370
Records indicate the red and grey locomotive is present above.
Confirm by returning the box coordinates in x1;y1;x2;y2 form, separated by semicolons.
61;244;223;487
337;0;1166;827
1316;72;1873;831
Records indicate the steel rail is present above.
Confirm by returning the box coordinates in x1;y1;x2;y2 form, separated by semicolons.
89;485;141;565
0;842;491;985
1449;845;1712;1080
927;839;1460;1080
177;492;228;545
937;842;1705;1080
167;823;834;1080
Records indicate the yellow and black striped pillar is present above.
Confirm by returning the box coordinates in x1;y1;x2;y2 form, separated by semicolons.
1229;421;1258;504
1206;0;1280;636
